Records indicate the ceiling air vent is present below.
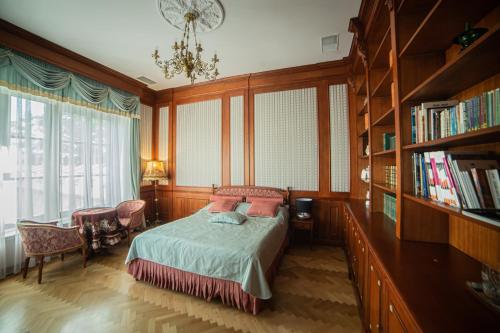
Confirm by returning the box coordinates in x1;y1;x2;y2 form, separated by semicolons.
321;34;339;52
137;76;157;85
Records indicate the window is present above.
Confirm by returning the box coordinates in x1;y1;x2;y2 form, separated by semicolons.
0;92;133;232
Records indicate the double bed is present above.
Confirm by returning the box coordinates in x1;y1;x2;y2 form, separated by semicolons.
125;186;290;314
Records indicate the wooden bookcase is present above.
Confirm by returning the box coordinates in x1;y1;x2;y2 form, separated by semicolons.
349;0;500;267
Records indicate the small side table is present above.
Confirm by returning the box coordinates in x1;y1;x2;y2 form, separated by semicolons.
291;217;314;248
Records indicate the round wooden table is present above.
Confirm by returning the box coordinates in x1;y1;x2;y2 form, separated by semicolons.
71;207;124;252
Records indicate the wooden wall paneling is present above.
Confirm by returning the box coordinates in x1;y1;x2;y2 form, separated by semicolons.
139;186;155;223
449;216;500;269
401;198;449;243
158;189;173;221
172;191;211;220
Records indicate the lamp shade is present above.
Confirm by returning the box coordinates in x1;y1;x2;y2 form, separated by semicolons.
296;198;313;215
143;160;167;181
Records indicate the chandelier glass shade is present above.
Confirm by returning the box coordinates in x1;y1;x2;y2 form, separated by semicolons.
153;11;219;84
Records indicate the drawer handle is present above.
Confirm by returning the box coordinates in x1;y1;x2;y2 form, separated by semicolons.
377;280;381;287
370;265;373;271
389;304;394;313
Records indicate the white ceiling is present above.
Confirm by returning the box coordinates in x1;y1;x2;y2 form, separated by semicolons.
0;0;361;90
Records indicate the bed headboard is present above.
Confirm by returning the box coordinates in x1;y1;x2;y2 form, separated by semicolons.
212;185;291;204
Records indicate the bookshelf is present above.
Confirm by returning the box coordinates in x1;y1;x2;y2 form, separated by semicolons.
349;0;500;267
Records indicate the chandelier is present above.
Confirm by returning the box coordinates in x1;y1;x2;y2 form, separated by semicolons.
152;11;220;84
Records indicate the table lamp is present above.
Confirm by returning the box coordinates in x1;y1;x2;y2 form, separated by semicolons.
296;198;313;220
142;160;167;224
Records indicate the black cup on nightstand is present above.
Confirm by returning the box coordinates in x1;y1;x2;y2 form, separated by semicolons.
296;198;313;220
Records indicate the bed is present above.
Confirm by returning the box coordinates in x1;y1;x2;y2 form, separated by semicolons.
125;186;290;314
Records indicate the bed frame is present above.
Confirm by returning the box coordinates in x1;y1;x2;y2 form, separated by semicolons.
212;185;291;205
129;185;290;314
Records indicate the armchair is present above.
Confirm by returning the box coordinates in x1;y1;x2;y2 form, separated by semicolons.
116;200;146;246
17;220;87;284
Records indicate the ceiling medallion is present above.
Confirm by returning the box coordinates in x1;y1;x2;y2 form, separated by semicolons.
157;0;224;32
153;0;223;84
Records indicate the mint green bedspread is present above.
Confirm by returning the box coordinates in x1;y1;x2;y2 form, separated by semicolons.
125;203;288;299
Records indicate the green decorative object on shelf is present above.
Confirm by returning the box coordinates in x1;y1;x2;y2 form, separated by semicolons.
453;22;488;50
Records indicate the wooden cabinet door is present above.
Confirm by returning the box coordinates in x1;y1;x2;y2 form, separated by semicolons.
368;255;383;333
386;289;411;333
328;203;342;241
356;234;367;302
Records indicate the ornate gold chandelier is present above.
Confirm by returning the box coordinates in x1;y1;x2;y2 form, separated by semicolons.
152;11;219;84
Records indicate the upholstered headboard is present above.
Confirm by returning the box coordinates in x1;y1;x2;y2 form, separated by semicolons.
212;185;291;204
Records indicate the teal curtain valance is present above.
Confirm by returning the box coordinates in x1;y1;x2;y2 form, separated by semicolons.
0;46;140;118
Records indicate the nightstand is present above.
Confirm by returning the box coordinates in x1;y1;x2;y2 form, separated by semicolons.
291;217;314;248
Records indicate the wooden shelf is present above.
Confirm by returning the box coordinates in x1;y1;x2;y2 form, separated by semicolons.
370;26;391;70
358;128;369;137
402;22;500;103
403;125;500;150
371;68;392;98
373;182;396;194
372;149;395;157
403;193;500;231
359;155;369;160
372;107;394;127
399;0;498;57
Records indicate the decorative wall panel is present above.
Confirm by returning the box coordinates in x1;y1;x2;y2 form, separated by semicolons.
140;104;152;160
329;84;350;192
158;106;169;161
176;99;221;187
254;87;319;191
230;95;244;185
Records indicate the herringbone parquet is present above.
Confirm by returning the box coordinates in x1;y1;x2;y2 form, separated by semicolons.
0;239;362;333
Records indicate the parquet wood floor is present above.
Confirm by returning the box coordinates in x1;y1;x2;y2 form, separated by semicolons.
0;237;362;333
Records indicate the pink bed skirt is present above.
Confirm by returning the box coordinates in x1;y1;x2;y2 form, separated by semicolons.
128;235;288;315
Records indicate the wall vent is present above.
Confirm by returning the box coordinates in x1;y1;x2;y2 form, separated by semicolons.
137;76;157;85
321;34;339;52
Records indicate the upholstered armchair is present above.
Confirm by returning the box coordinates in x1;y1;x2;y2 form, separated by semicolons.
116;200;146;246
17;220;87;284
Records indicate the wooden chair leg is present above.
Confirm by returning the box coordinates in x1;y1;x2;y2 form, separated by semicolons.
37;256;44;284
61;253;65;261
22;257;30;279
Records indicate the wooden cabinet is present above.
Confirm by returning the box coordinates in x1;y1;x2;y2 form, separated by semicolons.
386;288;411;333
368;253;383;333
344;203;419;333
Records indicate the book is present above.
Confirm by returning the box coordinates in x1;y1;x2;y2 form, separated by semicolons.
486;169;500;209
412;151;500;210
424;152;438;201
470;169;495;208
410;89;500;144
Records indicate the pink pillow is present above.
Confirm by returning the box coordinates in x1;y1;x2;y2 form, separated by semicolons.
208;199;239;213
246;196;283;205
209;195;244;203
247;200;280;217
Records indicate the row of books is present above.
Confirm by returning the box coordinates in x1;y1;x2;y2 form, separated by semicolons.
383;193;396;222
411;151;500;210
410;88;500;144
384;165;397;187
383;133;396;150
